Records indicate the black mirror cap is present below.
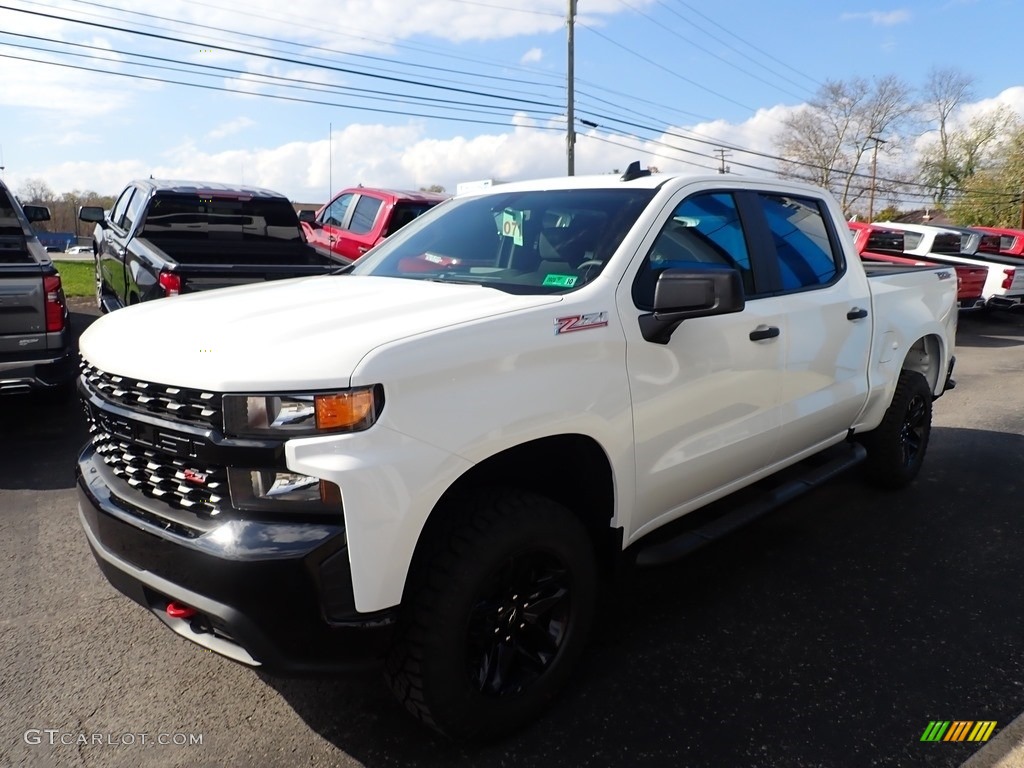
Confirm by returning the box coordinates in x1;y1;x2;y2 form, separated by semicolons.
297;209;317;224
23;205;50;223
640;266;745;344
79;205;105;223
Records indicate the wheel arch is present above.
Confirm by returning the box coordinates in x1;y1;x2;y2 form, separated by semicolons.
901;333;944;394
403;433;619;601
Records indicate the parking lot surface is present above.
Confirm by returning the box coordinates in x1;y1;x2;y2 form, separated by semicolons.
2;300;1024;768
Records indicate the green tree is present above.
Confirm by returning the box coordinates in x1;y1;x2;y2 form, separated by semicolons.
948;124;1024;226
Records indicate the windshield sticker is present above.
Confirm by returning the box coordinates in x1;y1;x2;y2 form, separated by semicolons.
555;312;609;335
501;209;524;246
542;274;578;288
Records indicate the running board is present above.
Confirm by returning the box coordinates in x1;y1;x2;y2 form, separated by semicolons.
634;442;867;568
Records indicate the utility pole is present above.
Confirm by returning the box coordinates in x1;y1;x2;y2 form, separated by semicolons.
714;148;731;174
867;135;886;222
566;0;576;176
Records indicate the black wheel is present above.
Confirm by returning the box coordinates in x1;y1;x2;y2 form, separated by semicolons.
385;489;598;740
860;370;932;489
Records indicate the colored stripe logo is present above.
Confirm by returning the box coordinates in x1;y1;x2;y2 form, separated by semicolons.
921;721;997;742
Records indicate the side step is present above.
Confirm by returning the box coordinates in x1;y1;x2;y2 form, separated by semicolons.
634;442;867;568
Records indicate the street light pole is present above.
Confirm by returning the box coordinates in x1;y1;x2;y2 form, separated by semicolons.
867;135;886;222
566;0;576;176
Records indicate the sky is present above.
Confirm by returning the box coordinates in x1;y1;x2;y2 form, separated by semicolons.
1;0;1023;205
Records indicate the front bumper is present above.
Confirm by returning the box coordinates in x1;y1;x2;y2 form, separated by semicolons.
77;443;395;674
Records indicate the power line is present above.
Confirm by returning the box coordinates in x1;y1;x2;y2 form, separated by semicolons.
0;33;566;121
0;4;567;111
0;50;567;132
613;0;811;101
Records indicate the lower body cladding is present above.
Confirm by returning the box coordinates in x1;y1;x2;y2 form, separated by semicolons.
76;445;394;674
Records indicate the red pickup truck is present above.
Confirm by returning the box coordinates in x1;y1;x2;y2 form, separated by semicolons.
300;187;447;264
973;225;1024;257
848;222;986;309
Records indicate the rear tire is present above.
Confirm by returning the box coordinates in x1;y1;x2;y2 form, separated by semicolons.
385;489;598;741
94;258;105;313
860;370;933;489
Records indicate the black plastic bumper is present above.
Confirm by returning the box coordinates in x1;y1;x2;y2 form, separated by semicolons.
76;444;395;675
0;344;76;390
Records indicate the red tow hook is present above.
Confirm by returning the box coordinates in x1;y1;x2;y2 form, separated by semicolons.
166;601;198;619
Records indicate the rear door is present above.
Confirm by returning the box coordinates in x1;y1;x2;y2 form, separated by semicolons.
99;185;137;305
749;191;873;460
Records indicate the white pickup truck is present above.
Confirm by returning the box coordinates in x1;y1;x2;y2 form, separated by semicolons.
75;167;957;739
880;221;1024;310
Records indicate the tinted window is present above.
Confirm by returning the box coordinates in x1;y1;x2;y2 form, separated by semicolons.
122;187;148;233
350;196;383;235
320;194;352;227
351;188;656;295
386;202;439;237
759;193;839;290
110;187;134;230
633;192;754;310
141;194;302;242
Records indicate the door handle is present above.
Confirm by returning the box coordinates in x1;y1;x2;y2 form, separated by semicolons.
847;307;868;320
357;246;368;254
749;325;780;341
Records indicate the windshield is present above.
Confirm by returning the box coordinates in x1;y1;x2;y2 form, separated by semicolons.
349;188;656;294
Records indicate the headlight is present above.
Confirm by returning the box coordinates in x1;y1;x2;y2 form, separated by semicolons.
222;385;382;437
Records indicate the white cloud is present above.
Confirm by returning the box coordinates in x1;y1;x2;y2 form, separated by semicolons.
520;47;544;65
207;117;256;139
840;9;912;25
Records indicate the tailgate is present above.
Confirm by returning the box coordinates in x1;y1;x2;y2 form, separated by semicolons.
0;263;46;355
176;263;338;294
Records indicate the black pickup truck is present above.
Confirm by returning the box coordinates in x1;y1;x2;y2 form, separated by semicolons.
80;180;338;311
0;178;74;396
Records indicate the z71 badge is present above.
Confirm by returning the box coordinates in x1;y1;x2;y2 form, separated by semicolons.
555;312;609;335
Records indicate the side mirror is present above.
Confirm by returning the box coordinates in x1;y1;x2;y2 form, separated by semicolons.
79;205;105;224
297;209;318;225
22;205;50;223
639;266;745;344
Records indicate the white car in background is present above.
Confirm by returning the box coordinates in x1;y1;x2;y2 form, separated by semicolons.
64;245;92;255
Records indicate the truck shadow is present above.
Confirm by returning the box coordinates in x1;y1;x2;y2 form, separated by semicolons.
957;310;1024;348
261;426;1024;768
0;304;96;491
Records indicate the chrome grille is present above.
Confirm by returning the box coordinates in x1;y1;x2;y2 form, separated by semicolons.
80;360;222;430
88;421;227;520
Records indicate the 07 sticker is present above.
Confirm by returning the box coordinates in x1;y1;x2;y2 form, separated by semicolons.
555;312;609;335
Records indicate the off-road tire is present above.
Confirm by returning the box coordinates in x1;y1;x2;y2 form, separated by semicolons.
860;369;933;489
384;489;598;741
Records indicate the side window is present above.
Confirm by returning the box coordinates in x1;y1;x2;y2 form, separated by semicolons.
121;188;147;233
110;187;134;230
319;193;353;228
902;231;923;250
633;192;754;310
349;195;383;235
758;193;840;290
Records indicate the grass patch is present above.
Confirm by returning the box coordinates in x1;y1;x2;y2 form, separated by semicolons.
53;260;94;298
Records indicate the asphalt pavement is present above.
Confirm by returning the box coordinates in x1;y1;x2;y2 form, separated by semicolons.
2;300;1024;767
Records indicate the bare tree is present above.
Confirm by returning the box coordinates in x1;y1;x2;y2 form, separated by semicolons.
17;178;55;206
774;75;916;214
918;68;975;203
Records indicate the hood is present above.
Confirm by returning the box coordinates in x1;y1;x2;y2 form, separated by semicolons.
79;275;561;391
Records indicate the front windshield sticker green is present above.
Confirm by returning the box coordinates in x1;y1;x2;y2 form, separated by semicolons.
501;209;524;246
542;274;578;288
